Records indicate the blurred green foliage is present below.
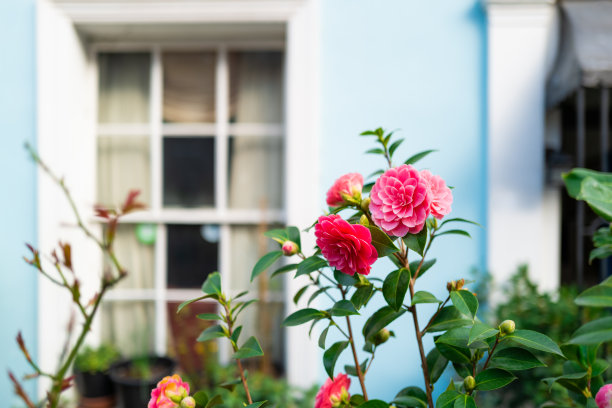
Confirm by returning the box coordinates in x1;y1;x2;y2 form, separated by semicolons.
74;344;120;373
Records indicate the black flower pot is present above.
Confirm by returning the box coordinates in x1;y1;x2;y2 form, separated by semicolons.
74;369;115;398
109;356;176;408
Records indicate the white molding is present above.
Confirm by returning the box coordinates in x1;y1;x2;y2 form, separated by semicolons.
55;1;305;24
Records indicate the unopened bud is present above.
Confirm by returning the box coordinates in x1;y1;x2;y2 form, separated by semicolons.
499;320;516;335
359;214;369;226
463;375;476;392
373;328;391;346
330;394;341;407
282;241;299;256
180;396;196;408
361;197;371;213
456;279;465;290
447;281;456;292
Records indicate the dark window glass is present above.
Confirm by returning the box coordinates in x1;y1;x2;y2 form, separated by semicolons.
167;224;218;288
163;137;215;207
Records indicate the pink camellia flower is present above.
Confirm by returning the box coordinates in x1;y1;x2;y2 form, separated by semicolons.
369;164;431;236
419;169;453;219
596;383;612;408
149;374;190;408
315;373;351;408
282;240;299;256
326;173;364;207
315;214;377;276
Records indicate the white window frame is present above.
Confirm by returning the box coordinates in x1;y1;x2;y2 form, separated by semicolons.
37;0;320;396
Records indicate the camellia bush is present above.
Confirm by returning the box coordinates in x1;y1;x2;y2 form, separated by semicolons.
148;128;567;408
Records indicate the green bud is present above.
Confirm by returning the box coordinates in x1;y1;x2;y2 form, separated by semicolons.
359;214;369;226
180;396;196;408
282;240;299;256
373;328;391;346
499;320;516;335
361;197;371;213
463;375;476;392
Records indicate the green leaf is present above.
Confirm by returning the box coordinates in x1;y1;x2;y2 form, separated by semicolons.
204;394;224;408
392;395;426;408
426;307;472;333
296;256;328;277
251;251;283;281
293;285;309;305
244;402;267;408
330;300;360;316
439;217;481;228
282;308;326;326
193;390;209;407
287;226;301;249
230;326;242;345
233;336;264;359
435;342;471;365
235;299;258;318
437;229;471;239
218;378;242;391
489;347;546;370
505;329;564;357
389;139;404;157
590;246;612;263
318;326;329;349
197;325;226;342
404;227;428;256
366;148;385;155
357;400;389;408
563;168;612;198
453;394;476;408
435;390;461;408
408;259;437;280
323;341;349;378
542;372;588;394
575;284;612;308
308;286;332;306
177;294;215;314
577;177;612;222
201;271;222;295
362;306;406;342
366;225;399;258
468;321;498;346
196;313;221;321
383;268;410;311
592;358;609;376
587;398;598;408
405;149;437;165
351;284;374;310
436;327;470;348
270;263;299;278
426;347;449;384
450;290;478;319
344;359;368;377
334;269;359;286
475;368;516;391
263;228;288;244
569;316;612;345
412;291;442;305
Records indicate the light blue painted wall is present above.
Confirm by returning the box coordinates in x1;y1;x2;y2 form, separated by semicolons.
318;0;487;401
0;0;38;404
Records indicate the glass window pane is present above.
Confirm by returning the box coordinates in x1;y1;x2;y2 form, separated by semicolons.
104;224;155;289
98;53;150;123
229;225;284;293
228;135;283;210
167;224;218;288
98;135;150;208
166;301;218;387
229;51;283;123
101;301;155;356
163;137;215;208
163;52;216;123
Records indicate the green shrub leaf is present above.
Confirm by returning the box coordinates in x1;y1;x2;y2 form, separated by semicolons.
197;325;226;342
505;329;564;356
362;306;406;342
282;308;326;326
569;316;612;345
426;307;472;333
296;256;328;277
453;394;476;408
426;347;448;384
330;300;359;316
435;390;461;408
366;225;399;258
575;284;612;308
405;149;437;165
475;368;516;391
383;268;410;311
450;290;478;319
202;271;222;295
233;336;264;360
489;347;546;370
412;291;442;305
251;251;283;281
404;227;428;256
323;341;349;378
468;321;497;346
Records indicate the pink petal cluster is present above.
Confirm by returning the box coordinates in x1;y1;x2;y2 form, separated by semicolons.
419;169;453;219
369;164;432;236
315;373;351;408
326;173;364;207
315;214;377;276
596;383;612;408
149;374;190;408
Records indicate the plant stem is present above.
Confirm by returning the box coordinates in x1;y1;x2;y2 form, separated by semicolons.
409;281;434;408
224;303;253;404
482;334;500;370
345;315;368;401
420;296;450;336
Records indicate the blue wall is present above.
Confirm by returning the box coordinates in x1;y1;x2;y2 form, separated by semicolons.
318;0;487;401
0;0;38;404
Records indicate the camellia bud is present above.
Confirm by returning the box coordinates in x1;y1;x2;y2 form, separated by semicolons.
282;241;299;256
361;197;371;213
180;396;196;408
499;320;516;335
359;214;369;226
373;328;391;346
447;281;456;292
463;375;476;392
456;279;465;291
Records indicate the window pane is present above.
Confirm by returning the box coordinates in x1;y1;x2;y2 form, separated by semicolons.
167;224;218;288
105;224;155;289
229;225;283;293
98;53;150;123
163;52;216;123
101;301;155;356
163;137;215;208
228;135;283;210
98;136;150;207
166;301;218;387
229;51;283;123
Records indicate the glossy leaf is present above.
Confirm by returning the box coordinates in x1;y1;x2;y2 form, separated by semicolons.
344;359;368;377
426;347;449;384
244;402;267;408
489;347;546;370
177;294;215;313
293;285;309;305
362;306;406;342
404;227;428;256
308;286;332;306
436;327;470;349
450;290;478;319
318;326;329;349
383;268;410;311
426;306;472;333
287;226;301;249
569;316;612;345
475;368;516;391
263;228;288;244
468;321;497;346
436;229;471;239
366;225;399;258
435;342;471;365
230;326;242;345
197;325;226;342
204;394;224;408
296;256;328;277
394;387;428;408
201;271;222;295
282;308;326;326
409;259;437;280
251;251;283;281
389;139;404;157
270;263;299;278
412;291;442;305
330;300;359;316
334;269;359;286
542;372;588;394
439;217;481;228
323;341;349;378
453;394;476;408
435;390;461;408
196;313;221;321
505;329;564;357
351;284;374;310
405;149;437;165
233;336;264;360
357;400;389;408
575;284;612;308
